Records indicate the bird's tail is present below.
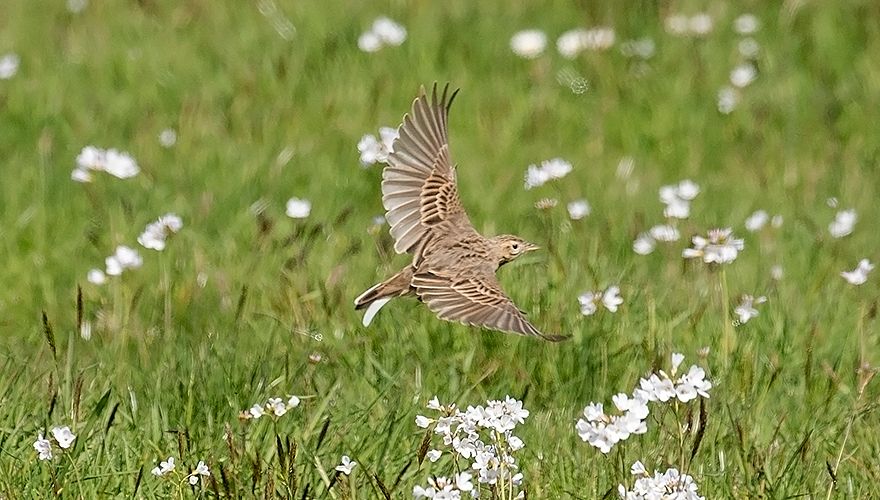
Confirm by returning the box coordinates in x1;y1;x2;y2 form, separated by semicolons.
354;266;414;326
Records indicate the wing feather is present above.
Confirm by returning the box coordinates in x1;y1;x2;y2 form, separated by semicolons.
412;271;566;341
381;83;473;255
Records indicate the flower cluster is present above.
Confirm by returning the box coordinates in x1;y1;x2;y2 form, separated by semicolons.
414;396;529;498
524;158;572;189
358;126;398;166
105;245;144;277
578;285;623;316
576;354;712;454
744;210;783;232
72;146;140;182
33;426;76;460
633;224;681;255
659;179;699;219
557;27;616;58
734;294;767;324
357;17;407;53
664;13;713;37
718;13;762;114
682;228;744;264
151;456;210;485
841;259;873;286
138;213;183;251
413;473;475;499
829;209;857;238
239;395;301;420
618;461;705;500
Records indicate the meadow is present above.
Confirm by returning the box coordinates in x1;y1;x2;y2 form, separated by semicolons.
1;0;879;498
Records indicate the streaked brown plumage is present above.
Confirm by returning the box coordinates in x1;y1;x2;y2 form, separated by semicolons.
355;83;565;342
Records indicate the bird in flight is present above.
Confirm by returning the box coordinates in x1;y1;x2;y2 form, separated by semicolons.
355;83;565;342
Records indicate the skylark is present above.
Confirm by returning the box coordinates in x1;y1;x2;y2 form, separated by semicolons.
355;83;565;342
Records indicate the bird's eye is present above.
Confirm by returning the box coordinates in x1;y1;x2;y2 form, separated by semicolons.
511;243;520;251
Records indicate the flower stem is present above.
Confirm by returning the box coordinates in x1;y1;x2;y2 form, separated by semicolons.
719;268;733;367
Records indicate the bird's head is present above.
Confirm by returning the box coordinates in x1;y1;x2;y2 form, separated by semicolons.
491;235;540;267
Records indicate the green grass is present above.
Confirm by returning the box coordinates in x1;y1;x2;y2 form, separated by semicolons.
2;0;880;497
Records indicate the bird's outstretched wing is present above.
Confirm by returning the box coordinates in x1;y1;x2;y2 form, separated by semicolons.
382;83;475;255
412;270;567;342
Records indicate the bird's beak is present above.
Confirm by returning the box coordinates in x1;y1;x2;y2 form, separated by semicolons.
525;242;540;252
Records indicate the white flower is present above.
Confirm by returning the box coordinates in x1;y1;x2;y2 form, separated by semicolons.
510;30;547;59
151;456;175;476
76;146;105;170
734;14;760;35
649;224;679;242
415;415;432;428
358;17;406;52
103;149;140;179
87;268;106;285
567;199;590;220
455;472;474;492
578;291;599;316
659;180;698;219
541;158;572;178
248;404;265;419
677;365;713;401
138;213;183;251
717;86;739;114
357;31;382;52
841;259;874;286
829;209;857;238
689;13;714;36
50;426;76;449
524;164;551;189
664;14;690;35
579;286;623;315
0;53;20;79
582;27;615;50
630;460;647;476
524;158;572;189
287;395;301;408
158;128;177;148
33;433;52;460
286;197;311;219
638;374;676;402
734;295;766;324
372;17;407;45
682;228;744;264
633;234;656;255
744;210;769;232
426;449;442;462
268;397;288;416
105;245;143;276
730;63;757;88
426;396;442;410
71;168;92;183
557;29;588;58
358;127;397;166
671;353;685;374
188;461;210;485
335;455;357;475
602;286;623;312
619;464;705;499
